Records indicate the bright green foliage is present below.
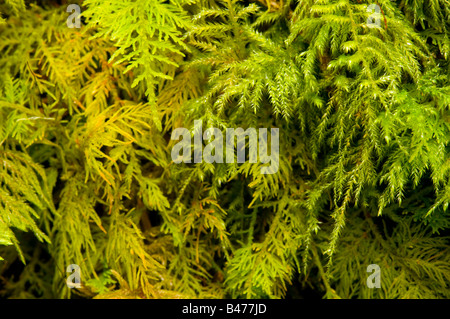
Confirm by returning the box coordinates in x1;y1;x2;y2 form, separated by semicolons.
0;0;449;299
82;0;196;100
1;0;25;20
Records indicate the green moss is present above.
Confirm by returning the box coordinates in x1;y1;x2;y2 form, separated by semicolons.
0;0;449;299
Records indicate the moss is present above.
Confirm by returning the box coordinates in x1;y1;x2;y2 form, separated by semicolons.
0;0;449;299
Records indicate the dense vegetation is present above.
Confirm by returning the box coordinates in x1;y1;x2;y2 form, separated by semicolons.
0;0;449;299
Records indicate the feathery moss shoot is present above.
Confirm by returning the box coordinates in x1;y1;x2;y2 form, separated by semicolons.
0;0;449;299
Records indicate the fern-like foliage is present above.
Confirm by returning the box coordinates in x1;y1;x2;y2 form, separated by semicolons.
328;213;450;298
0;0;449;300
83;0;196;100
